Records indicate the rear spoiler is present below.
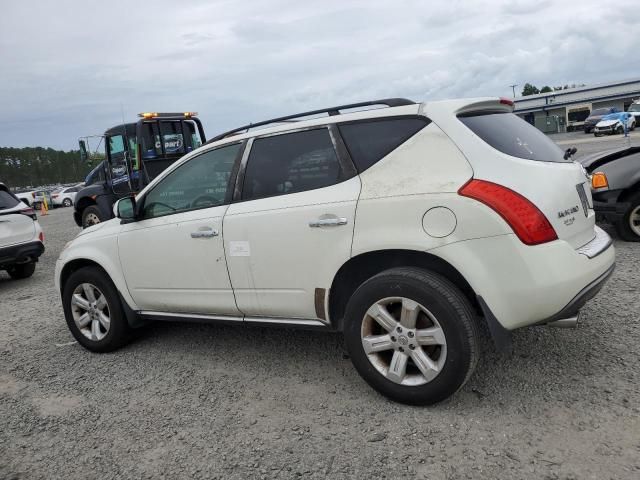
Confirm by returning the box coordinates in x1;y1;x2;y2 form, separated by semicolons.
455;98;514;117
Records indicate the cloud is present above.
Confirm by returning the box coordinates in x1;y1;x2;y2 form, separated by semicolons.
0;0;638;150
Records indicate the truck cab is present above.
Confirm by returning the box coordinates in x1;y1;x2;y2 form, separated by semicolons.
74;113;205;227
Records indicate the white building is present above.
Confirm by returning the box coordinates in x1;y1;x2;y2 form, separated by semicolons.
513;78;640;133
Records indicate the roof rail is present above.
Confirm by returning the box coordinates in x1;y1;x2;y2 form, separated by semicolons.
207;98;415;143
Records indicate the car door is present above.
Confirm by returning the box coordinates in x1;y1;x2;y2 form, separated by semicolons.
223;126;360;321
118;142;244;315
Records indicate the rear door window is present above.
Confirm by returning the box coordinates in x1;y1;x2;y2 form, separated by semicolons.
338;118;429;172
459;112;568;162
0;190;20;210
242;128;341;201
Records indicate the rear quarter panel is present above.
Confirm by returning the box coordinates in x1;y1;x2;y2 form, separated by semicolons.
352;121;510;256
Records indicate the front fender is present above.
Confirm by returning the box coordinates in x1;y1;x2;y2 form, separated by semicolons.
55;224;138;312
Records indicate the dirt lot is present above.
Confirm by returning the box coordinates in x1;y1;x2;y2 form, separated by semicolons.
1;134;639;479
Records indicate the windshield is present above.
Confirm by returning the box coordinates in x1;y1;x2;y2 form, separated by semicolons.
459;112;568;162
629;103;640;112
590;108;610;117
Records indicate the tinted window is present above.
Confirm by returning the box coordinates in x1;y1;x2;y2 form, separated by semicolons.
142;143;240;219
0;190;20;210
339;118;429;172
459;112;568;163
242;128;340;201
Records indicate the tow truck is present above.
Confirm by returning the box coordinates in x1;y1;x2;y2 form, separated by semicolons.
74;112;205;227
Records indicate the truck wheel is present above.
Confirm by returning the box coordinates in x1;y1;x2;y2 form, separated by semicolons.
62;266;132;352
7;262;36;279
616;191;640;242
82;205;104;228
343;267;479;405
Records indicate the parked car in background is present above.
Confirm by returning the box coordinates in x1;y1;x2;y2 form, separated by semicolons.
583;107;619;133
56;97;614;405
15;190;36;207
51;185;82;207
0;182;45;279
32;190;53;210
628;100;640;124
581;146;640;241
593;112;635;136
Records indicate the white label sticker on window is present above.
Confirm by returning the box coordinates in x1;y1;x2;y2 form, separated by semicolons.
229;241;251;257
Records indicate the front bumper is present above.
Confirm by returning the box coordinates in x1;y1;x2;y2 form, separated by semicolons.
0;241;45;269
591;190;629;223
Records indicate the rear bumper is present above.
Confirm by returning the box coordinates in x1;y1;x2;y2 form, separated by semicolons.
430;227;615;330
0;241;45;269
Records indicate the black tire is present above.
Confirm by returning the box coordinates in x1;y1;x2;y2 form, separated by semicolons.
615;191;640;242
616;125;624;135
62;266;132;352
344;267;479;405
63;198;72;207
82;205;104;228
7;262;36;279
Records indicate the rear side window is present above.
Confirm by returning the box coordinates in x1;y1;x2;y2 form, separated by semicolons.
0;190;20;210
459;112;568;162
242;128;341;201
339;118;429;172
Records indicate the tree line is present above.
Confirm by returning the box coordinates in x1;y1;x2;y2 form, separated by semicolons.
521;82;587;96
0;147;97;189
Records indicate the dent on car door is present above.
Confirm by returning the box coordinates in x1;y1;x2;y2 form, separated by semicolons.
223;127;360;321
118;142;244;315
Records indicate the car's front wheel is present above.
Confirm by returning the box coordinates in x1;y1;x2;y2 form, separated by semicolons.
82;205;104;228
344;267;479;405
62;266;132;352
63;198;72;207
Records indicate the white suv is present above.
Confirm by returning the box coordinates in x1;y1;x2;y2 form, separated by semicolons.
55;98;615;405
1;183;45;279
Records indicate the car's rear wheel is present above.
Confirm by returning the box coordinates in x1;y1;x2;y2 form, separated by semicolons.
7;262;36;279
616;191;640;242
344;267;479;405
82;205;104;228
62;266;132;352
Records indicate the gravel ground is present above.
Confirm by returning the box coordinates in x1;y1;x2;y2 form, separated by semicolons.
1;135;639;479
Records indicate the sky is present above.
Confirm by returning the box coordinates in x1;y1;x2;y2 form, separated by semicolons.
1;0;638;150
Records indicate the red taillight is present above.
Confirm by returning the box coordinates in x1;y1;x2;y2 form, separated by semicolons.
39;231;45;243
19;208;37;221
499;97;514;106
52;194;59;198
459;179;557;245
31;192;36;198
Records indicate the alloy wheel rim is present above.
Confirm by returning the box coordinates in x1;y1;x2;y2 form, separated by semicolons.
71;283;110;341
629;205;640;237
361;297;447;386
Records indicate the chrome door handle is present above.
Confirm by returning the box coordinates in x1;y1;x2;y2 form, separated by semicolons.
309;217;348;228
190;228;219;238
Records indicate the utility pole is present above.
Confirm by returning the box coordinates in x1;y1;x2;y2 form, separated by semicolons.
509;84;518;98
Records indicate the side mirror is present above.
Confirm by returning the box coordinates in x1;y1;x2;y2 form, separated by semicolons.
79;140;88;162
114;196;136;221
